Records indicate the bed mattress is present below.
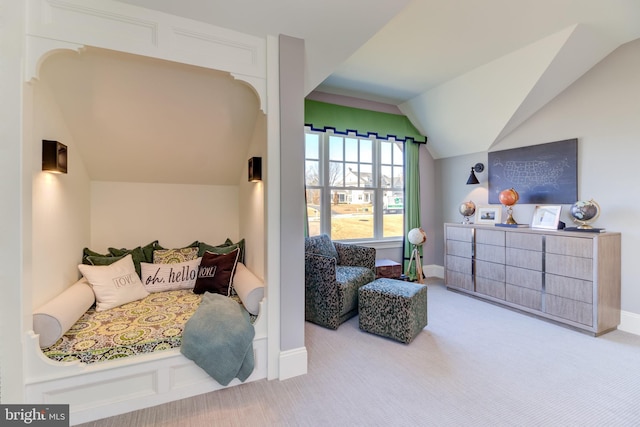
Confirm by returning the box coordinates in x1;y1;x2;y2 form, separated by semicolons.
42;290;255;364
42;290;200;363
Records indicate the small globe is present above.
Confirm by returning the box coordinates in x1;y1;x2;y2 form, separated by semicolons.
499;188;519;207
459;200;476;217
408;227;427;246
570;199;600;229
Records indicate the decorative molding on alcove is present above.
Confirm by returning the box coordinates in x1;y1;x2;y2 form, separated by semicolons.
25;35;84;82
25;0;267;112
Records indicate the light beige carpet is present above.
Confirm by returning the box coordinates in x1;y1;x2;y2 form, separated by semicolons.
78;279;640;427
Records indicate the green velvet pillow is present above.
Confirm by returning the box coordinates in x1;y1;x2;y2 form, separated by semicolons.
86;254;124;266
141;240;162;263
199;238;245;262
106;246;146;277
82;247;111;265
197;240;228;257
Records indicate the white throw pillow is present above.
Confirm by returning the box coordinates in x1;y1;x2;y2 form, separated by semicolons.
140;257;202;293
78;254;149;311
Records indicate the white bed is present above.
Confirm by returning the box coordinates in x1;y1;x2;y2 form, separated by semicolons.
25;298;267;425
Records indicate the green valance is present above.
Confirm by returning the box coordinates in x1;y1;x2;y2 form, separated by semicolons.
304;99;427;144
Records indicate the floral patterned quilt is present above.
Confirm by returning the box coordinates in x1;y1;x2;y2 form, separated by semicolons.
42;290;254;364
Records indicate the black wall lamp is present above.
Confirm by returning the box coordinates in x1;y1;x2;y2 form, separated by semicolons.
466;162;484;185
248;157;262;182
42;140;67;174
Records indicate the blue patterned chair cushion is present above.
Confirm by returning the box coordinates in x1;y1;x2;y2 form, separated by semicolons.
336;266;375;318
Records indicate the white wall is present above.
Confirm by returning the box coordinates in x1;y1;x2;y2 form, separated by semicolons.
31;78;92;311
90;182;239;251
437;39;640;322
239;113;266;277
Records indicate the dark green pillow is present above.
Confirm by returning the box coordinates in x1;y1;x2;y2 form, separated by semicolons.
86;254;125;266
82;247;111;265
106;246;146;277
197;240;228;257
200;238;245;263
141;240;162;263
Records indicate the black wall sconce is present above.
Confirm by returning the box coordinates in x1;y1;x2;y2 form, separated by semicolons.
466;162;484;185
248;157;262;182
42;140;68;174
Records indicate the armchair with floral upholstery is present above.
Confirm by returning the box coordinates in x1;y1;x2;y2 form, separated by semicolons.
304;234;376;329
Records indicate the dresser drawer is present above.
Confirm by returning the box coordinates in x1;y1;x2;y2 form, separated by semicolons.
506;247;543;270
545;274;593;304
506;265;543;291
446;239;472;258
476;260;505;281
546;253;593;281
446;255;472;275
546;235;593;257
445;270;474;292
545;294;593;326
476;277;505;300
446;226;473;242
476;243;505;264
506;284;542;310
507;233;543;251
476;229;505;246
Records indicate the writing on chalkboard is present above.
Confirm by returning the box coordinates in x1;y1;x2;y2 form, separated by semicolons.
488;139;577;205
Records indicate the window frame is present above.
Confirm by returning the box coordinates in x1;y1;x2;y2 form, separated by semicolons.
305;127;404;243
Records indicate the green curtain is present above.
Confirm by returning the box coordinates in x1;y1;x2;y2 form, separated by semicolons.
305;99;426;143
403;141;421;280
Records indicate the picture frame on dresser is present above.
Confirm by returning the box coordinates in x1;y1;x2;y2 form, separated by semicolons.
531;205;562;229
475;206;501;224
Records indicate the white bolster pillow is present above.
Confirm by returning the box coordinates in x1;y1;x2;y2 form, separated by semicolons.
233;263;264;315
33;278;96;348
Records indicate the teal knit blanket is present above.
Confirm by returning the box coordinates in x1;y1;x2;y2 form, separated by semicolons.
180;292;255;386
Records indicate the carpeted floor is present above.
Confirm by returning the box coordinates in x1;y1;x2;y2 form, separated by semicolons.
78;278;640;427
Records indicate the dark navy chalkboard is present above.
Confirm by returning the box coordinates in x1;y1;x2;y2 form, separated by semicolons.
488;139;578;204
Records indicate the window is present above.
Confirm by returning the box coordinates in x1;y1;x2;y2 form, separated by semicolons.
305;127;404;241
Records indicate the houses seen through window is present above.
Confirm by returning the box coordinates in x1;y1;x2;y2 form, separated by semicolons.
305;128;404;241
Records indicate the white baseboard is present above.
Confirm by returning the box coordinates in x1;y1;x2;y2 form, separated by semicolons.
278;346;307;380
619;310;640;336
424;264;444;279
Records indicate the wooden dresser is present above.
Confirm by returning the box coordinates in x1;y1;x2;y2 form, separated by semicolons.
444;223;621;336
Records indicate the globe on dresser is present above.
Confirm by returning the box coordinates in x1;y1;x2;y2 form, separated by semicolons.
570;199;600;229
498;188;519;224
459;200;476;224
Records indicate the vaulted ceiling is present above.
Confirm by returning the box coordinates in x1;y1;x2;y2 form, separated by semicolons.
110;0;640;160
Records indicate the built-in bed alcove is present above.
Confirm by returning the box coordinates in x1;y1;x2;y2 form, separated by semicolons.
21;1;279;423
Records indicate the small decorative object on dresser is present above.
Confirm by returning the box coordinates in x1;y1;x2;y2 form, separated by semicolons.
498;188;520;225
476;206;501;225
459;200;476;224
531;205;562;230
568;199;601;230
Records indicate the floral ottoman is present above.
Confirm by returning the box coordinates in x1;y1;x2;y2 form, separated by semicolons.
358;278;428;344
